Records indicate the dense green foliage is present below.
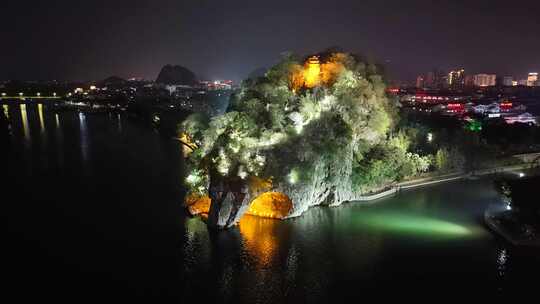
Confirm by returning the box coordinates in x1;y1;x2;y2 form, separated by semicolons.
180;51;437;200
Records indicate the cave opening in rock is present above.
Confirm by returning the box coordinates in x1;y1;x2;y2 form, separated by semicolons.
245;192;293;219
185;191;293;221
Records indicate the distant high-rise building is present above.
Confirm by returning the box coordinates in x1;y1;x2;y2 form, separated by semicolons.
424;69;448;89
424;71;435;88
473;74;496;87
448;69;465;88
439;73;449;89
503;76;513;86
464;75;475;87
518;79;528;86
416;75;425;88
527;72;538;86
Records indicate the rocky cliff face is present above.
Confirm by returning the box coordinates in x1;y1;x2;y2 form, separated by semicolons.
206;174;271;229
156;65;197;85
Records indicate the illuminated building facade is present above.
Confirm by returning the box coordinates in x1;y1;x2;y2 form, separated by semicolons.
504;112;537;125
303;56;322;88
424;71;435;88
473;74;496;87
423;70;447;89
199;80;234;90
416;75;424;88
527;72;538;86
503;76;513;86
518;79;528;86
448;69;465;88
464;75;474;87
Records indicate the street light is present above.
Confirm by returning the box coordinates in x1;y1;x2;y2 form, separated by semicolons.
19;92;23;96
37;92;41;97
53;92;57;97
427;132;433;143
1;93;6;97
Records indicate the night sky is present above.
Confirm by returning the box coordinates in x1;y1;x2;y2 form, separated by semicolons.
2;0;539;82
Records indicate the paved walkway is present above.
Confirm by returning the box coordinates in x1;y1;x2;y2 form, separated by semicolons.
354;162;538;202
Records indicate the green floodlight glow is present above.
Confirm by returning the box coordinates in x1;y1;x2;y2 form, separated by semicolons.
466;120;482;132
356;212;472;237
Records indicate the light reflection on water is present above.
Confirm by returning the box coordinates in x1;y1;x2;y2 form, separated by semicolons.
79;112;89;162
351;210;483;239
38;103;45;133
117;113;122;133
238;215;280;267
181;178;517;300
3;103;127;171
4;105;539;300
55;113;64;167
20;104;30;144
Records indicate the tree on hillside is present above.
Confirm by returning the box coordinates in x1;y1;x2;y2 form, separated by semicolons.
179;50;431;228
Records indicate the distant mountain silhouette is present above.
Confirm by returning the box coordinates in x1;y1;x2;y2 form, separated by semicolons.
156;65;197;85
100;76;127;86
247;67;267;80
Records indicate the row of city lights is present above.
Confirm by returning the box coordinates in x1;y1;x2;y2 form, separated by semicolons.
1;92;57;97
0;85;98;98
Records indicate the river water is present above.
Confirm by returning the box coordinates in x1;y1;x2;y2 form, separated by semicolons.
2;103;539;301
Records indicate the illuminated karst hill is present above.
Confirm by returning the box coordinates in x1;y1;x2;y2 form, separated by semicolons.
180;51;431;229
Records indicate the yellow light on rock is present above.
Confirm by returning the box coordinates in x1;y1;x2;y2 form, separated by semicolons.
246;192;293;219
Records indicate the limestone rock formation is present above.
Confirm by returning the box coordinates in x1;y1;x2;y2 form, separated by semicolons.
179;50;429;229
156;64;197;85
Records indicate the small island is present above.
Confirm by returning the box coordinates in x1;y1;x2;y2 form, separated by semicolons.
178;49;540;230
180;51;426;229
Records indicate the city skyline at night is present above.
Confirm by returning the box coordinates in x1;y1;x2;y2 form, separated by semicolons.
3;1;540;301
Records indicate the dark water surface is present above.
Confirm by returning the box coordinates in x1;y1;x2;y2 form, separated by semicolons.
2;103;539;302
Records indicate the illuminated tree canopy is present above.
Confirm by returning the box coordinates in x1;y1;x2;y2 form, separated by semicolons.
179;50;431;228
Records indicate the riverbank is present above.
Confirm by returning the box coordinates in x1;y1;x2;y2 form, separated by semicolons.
349;160;540;204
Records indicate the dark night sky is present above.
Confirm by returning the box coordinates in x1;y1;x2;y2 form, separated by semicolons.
2;0;539;82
